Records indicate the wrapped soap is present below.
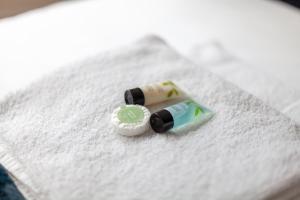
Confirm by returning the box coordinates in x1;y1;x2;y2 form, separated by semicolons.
111;105;151;136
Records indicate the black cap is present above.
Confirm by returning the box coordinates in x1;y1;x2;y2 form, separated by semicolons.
124;88;145;105
150;109;174;133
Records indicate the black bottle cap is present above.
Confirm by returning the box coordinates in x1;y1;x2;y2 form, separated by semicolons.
150;109;174;133
124;88;145;105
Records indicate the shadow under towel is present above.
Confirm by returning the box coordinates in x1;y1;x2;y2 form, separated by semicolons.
0;35;300;200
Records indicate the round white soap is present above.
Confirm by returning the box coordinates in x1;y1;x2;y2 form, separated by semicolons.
111;105;151;136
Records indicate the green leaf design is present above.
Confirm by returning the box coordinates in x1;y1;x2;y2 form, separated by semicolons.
162;81;175;86
194;107;203;116
173;88;179;95
167;90;173;97
163;81;180;98
167;88;180;98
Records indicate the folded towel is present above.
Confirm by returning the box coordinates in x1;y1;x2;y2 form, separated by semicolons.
188;42;300;125
0;36;299;200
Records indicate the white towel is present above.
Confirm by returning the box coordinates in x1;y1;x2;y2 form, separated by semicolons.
188;42;300;125
0;36;299;200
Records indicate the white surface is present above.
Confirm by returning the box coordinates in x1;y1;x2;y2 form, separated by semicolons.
189;42;300;124
0;0;300;98
0;36;300;200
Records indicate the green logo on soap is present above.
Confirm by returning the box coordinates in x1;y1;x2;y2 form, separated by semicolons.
117;106;144;123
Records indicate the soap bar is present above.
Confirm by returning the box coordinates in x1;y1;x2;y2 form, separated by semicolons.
111;105;151;136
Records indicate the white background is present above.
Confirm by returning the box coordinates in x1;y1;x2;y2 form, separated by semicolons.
0;0;299;98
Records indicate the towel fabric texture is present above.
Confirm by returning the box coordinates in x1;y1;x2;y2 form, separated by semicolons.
0;36;300;200
188;42;300;125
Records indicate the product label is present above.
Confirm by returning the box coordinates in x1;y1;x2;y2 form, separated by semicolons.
165;100;212;129
117;106;144;123
166;102;189;118
141;81;181;105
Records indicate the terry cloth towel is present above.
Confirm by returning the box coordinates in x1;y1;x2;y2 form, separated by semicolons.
0;36;300;200
188;42;300;125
